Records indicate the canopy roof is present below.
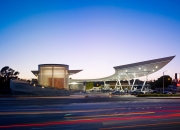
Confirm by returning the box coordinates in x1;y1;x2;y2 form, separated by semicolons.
31;70;82;76
31;71;39;77
70;56;175;82
69;70;83;75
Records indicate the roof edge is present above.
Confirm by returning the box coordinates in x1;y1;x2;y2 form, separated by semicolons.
113;55;175;70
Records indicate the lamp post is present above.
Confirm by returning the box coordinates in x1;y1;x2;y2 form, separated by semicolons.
176;73;180;82
163;70;168;94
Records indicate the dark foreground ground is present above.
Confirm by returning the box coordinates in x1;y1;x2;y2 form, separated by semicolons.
0;93;180;130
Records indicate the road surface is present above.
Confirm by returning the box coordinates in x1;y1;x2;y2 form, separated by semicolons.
0;94;180;130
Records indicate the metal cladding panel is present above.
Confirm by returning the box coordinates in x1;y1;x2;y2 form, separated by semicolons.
113;56;175;70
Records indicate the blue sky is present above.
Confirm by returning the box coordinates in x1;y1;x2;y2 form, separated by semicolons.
0;0;180;80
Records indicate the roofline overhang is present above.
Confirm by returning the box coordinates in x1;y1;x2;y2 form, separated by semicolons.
70;56;175;82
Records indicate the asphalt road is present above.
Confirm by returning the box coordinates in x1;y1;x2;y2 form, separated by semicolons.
1;94;180;130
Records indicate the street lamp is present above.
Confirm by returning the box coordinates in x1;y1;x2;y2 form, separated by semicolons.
163;70;168;94
175;73;180;82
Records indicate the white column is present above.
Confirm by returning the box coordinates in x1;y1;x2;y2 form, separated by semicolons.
84;81;86;92
118;79;123;91
126;73;131;91
116;75;123;91
131;78;136;91
114;80;118;90
104;81;106;89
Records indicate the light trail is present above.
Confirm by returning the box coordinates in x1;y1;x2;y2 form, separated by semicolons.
2;104;180;113
0;110;155;115
99;121;180;130
64;112;155;119
1;113;180;128
1;108;180;115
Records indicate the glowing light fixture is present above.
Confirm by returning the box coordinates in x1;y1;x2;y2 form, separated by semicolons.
139;68;141;70
156;66;158;68
144;69;146;71
125;70;127;72
70;82;78;84
153;70;154;72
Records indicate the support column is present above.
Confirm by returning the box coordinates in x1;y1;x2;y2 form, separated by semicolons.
84;81;86;92
126;73;131;91
104;81;106;89
118;79;123;91
131;78;136;91
114;80;118;90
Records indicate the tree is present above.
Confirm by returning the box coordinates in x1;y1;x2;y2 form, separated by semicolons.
155;75;172;88
0;66;19;79
148;80;156;90
0;66;19;94
86;82;94;90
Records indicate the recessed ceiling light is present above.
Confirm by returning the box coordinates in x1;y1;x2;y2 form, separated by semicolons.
156;66;158;68
139;68;141;70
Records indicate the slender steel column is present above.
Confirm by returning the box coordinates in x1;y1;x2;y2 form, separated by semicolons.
125;73;131;91
114;80;118;90
131;78;136;90
118;79;123;91
104;81;106;88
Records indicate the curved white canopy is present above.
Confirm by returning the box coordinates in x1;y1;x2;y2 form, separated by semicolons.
70;56;175;82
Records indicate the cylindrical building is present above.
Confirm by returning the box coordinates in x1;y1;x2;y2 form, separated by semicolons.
38;64;69;89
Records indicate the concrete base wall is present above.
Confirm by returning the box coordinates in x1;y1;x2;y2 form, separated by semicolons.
10;80;72;96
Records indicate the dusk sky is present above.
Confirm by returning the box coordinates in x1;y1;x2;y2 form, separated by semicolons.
0;0;180;81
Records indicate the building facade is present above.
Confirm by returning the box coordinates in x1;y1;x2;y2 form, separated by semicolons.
31;64;82;89
31;56;175;91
